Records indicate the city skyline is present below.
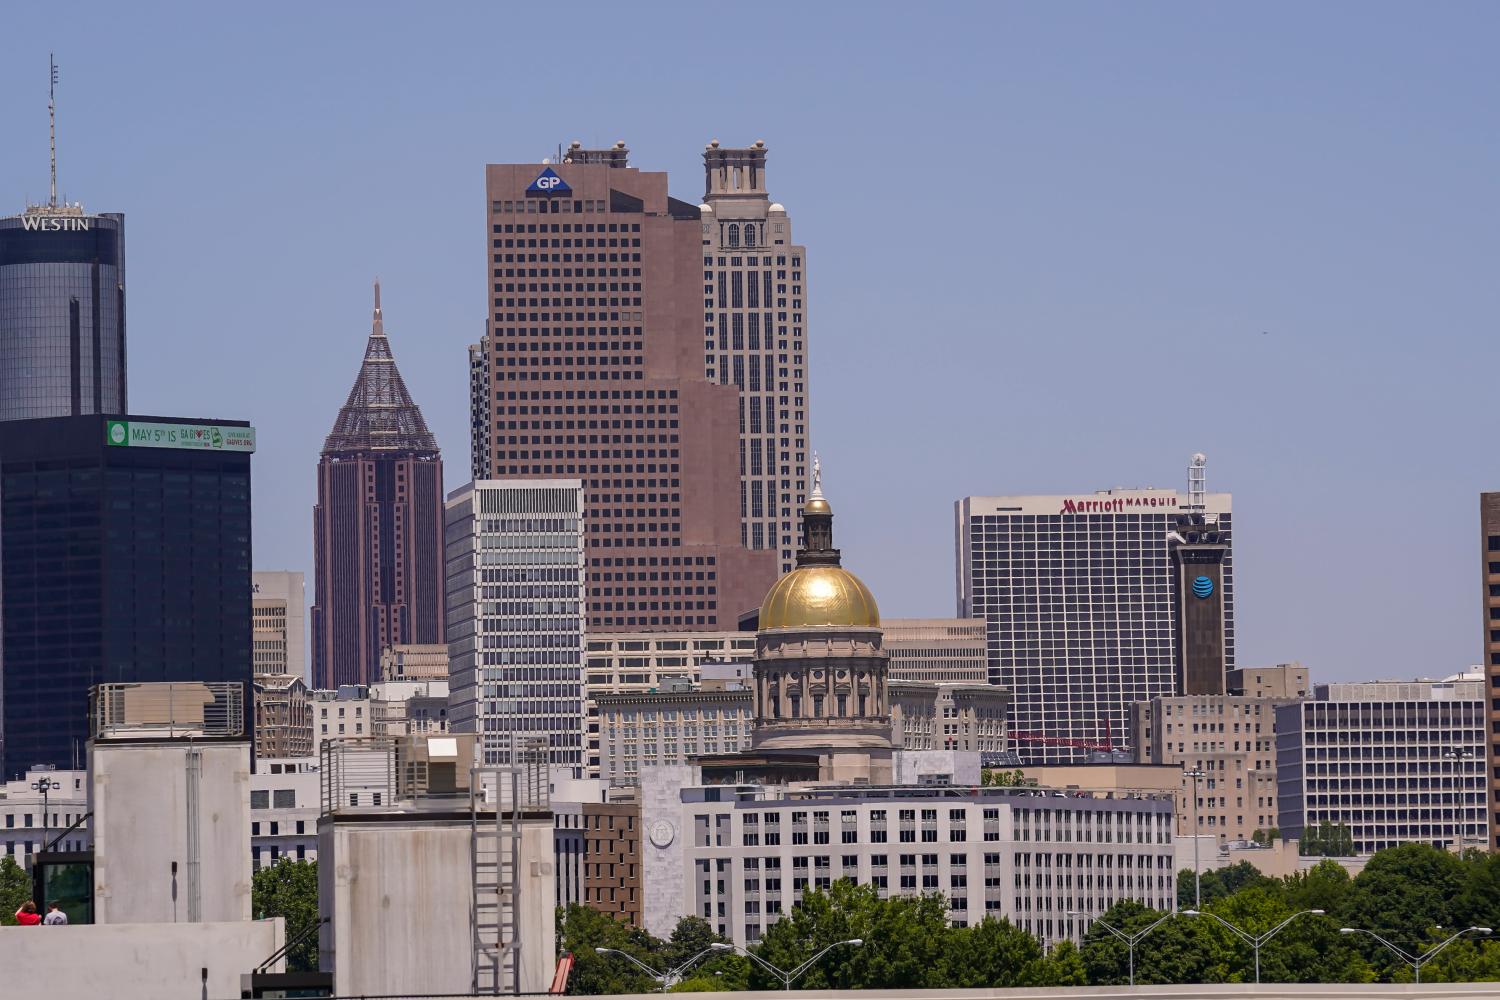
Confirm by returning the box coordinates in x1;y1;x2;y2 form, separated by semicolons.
1;3;1495;682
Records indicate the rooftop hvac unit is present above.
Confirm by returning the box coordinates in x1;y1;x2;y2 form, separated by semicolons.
398;733;477;799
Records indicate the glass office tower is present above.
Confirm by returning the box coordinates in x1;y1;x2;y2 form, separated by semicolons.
0;210;126;422
0;414;254;776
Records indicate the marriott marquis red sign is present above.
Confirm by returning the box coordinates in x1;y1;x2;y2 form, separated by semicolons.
1059;496;1180;514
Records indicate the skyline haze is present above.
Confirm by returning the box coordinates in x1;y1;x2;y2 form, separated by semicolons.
1;2;1495;683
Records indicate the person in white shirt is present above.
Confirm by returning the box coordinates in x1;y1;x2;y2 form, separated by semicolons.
42;902;67;925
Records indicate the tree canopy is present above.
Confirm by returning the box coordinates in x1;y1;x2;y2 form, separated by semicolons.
557;843;1500;992
251;859;320;972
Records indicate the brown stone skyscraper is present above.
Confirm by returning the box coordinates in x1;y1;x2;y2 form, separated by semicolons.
470;143;778;630
312;284;444;688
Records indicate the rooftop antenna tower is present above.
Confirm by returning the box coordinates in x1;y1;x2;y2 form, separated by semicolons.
48;53;59;208
1187;452;1210;521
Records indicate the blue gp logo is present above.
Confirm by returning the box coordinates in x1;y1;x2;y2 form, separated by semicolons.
1192;576;1214;599
527;167;571;195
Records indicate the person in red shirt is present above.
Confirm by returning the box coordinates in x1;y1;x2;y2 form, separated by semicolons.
14;900;41;926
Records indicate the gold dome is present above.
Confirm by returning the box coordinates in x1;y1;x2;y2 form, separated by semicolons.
804;496;832;515
759;565;880;630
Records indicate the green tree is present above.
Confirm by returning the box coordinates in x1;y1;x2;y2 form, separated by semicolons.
1037;939;1088;985
1301;821;1356;857
1205;883;1368;983
557;903;666;995
1178;861;1275;909
662;915;747;989
980;769;1029;787
251;859;319;972
944;916;1046;987
1251;828;1280;847
1341;843;1465;970
1282;859;1353;915
751;880;954;989
0;856;32;926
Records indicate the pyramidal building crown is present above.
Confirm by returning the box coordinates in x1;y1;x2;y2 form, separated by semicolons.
322;281;438;456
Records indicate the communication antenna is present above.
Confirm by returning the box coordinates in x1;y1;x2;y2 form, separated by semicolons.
1187;452;1208;519
48;54;59;208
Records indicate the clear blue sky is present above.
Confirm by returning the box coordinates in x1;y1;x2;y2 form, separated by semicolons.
3;2;1495;683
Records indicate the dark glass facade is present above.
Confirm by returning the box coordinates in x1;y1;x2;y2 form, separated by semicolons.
0;212;126;422
0;415;252;776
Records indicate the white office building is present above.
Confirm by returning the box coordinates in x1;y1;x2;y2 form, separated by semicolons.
0;766;89;862
446;480;586;768
250;758;320;870
1276;674;1487;854
640;771;1175;948
957;487;1234;764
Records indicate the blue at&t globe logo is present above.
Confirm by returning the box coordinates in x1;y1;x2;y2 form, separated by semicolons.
1192;575;1214;599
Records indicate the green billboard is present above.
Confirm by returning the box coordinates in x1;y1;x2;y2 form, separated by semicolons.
105;420;256;453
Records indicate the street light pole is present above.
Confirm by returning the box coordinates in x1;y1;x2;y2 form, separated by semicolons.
731;938;863;991
1067;910;1175;986
1442;748;1475;853
1340;926;1491;984
594;943;732;993
30;776;58;857
1184;768;1205;908
1183;908;1324;983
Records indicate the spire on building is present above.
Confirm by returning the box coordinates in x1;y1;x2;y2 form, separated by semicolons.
321;282;438;456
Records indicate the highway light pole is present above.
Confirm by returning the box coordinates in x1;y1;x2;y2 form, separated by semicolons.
732;938;863;991
1339;926;1491;984
1442;747;1475;853
594;943;731;992
1067;910;1175;986
1184;767;1206;908
1183;908;1324;983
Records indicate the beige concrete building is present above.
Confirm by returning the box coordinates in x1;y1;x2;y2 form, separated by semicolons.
253;570;306;679
1227;662;1309;700
312;686;373;750
882;617;988;684
583;630;756;775
1132;663;1309;847
380;643;449;681
890;682;1010;754
253;673;313;759
597;681;754;784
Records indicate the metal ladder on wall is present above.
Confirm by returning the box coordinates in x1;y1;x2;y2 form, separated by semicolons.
471;740;551;995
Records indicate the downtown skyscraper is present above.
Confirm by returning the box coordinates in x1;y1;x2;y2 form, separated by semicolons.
312;285;445;688
957;486;1235;765
699;140;810;575
445;479;585;768
1;64;125;423
469;142;785;631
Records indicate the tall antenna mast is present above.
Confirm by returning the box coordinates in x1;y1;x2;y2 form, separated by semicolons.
1187;452;1208;518
48;54;59;208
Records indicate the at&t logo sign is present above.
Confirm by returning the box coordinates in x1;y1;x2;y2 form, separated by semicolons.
1192;576;1215;599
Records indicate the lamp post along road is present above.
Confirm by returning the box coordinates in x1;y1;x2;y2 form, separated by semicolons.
731;939;863;991
594;943;732;993
1183;909;1324;983
1443;747;1475;853
1340;926;1491;984
1068;910;1175;986
1184;768;1206;908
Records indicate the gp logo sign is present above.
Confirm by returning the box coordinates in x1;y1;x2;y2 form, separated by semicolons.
527;167;571;196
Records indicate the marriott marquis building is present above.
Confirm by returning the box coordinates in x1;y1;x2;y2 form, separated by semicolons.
957;490;1235;765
